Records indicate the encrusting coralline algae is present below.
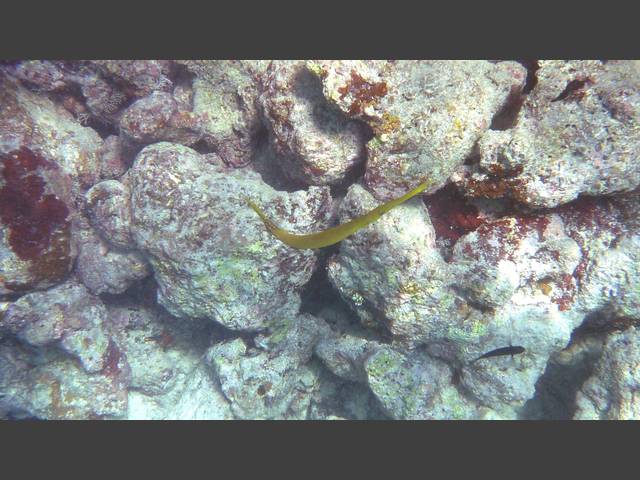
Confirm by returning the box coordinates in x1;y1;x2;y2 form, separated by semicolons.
1;60;639;419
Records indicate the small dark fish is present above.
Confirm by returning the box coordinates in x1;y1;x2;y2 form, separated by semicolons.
472;345;525;364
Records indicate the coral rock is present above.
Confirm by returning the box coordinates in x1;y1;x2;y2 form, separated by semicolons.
119;91;203;146
182;60;267;167
128;142;332;331
456;60;640;207
313;60;526;199
574;327;640;419
84;179;135;249
1;281;110;373
259;61;368;185
75;222;149;295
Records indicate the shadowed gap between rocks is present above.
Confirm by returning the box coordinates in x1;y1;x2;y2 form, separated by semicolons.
519;59;540;95
249;126;306;192
519;315;618;420
552;78;590;102
299;244;344;317
97;275;249;349
520;352;599;420
490;89;526;130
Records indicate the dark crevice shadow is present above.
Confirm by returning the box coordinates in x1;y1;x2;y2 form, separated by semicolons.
519;60;540;95
490;89;526;130
552;79;589;102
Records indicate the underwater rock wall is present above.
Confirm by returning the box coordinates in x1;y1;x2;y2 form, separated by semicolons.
1;60;639;419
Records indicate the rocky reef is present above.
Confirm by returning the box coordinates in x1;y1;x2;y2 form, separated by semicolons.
1;60;639;419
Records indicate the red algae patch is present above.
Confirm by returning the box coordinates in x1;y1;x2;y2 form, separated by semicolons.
556;195;625;287
337;69;388;117
424;184;483;247
0;147;72;290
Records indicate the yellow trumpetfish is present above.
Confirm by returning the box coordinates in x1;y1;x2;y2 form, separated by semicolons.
246;180;432;250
